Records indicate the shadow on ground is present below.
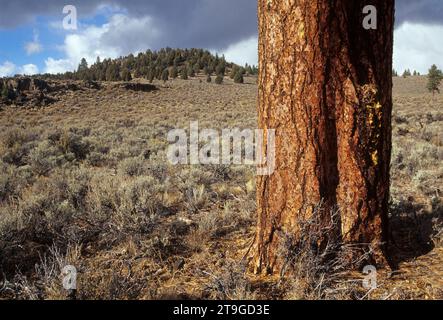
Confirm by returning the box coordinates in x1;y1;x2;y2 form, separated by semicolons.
388;198;443;268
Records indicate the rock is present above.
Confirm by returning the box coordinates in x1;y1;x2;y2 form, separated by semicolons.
0;77;109;108
65;83;81;91
83;80;101;90
4;77;47;93
31;78;50;92
0;77;58;107
2;78;26;92
15;93;28;106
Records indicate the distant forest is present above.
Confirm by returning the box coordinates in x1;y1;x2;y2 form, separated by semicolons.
41;48;258;82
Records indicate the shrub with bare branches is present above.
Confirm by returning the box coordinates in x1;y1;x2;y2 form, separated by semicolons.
278;201;373;299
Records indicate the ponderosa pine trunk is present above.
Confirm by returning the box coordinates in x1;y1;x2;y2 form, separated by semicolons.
254;0;395;275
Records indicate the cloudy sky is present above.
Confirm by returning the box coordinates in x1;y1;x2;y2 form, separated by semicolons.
0;0;442;76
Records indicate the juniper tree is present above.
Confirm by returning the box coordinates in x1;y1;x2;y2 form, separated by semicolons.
215;74;223;84
188;65;195;77
181;67;188;80
233;70;244;84
427;64;443;96
147;69;155;83
106;64;120;81
162;68;169;83
78;58;88;73
170;66;178;79
215;63;225;76
134;67;142;78
76;58;90;80
155;67;163;80
402;69;411;78
208;64;215;75
245;64;253;75
193;63;200;75
121;68;132;82
230;66;239;79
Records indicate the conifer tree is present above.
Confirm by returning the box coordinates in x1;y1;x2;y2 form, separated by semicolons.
147;69;155;83
230;66;239;79
181;67;188;80
215;74;223;84
78;58;88;73
427;64;443;96
122;68;132;82
234;70;244;84
193;63;200;75
170;66;178;79
162;68;169;83
402;69;411;78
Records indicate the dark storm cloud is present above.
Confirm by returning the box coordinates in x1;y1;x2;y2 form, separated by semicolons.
0;1;103;27
112;0;258;49
0;0;441;50
396;0;443;25
0;0;258;50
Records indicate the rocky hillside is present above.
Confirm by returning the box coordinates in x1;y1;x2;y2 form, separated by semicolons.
0;77;156;108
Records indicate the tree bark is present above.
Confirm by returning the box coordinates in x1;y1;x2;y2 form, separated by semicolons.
254;0;394;275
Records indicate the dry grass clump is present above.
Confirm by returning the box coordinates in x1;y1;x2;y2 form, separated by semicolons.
0;167;92;244
432;222;443;248
0;128;39;167
118;156;150;177
0;160;34;202
430;198;443;247
277;202;372;300
1;244;81;300
204;259;256;300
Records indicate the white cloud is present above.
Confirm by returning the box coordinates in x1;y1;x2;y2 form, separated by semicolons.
24;30;43;55
44;14;160;74
394;23;443;74
217;23;443;73
0;62;39;76
219;36;258;66
219;24;443;73
0;61;16;77
44;58;75;74
19;64;39;75
25;42;43;55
